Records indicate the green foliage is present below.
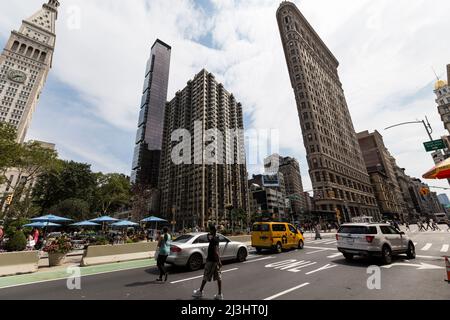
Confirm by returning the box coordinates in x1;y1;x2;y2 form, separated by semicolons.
93;173;131;215
6;230;27;252
49;198;92;221
0;123;20;185
4;218;30;238
32;160;96;212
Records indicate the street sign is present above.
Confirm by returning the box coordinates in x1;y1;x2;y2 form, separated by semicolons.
424;139;446;152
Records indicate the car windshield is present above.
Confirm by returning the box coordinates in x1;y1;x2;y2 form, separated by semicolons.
172;235;194;243
252;224;270;232
338;226;377;235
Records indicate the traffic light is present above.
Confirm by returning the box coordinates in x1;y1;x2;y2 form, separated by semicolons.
420;188;430;196
5;194;13;205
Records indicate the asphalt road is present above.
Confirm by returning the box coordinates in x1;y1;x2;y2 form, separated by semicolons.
0;230;449;300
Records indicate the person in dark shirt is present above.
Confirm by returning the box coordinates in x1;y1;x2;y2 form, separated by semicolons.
192;225;223;300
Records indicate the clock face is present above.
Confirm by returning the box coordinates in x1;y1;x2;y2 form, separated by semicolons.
7;70;27;84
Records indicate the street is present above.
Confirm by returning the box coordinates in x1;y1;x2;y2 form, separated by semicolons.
0;228;448;300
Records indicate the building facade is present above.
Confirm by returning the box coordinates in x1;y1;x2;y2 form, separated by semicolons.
435;64;450;134
276;2;379;221
159;69;249;229
0;0;59;143
264;154;306;220
131;39;171;189
249;183;288;221
357;130;406;221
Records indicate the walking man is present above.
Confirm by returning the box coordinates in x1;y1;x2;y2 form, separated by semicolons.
418;221;425;232
156;227;171;282
193;225;223;300
405;221;410;232
314;223;322;240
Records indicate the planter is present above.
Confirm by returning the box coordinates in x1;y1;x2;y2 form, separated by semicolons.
48;252;66;266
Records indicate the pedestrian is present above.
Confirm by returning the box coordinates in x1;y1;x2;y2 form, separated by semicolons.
431;220;440;231
192;225;223;300
26;234;36;250
393;220;400;232
446;220;450;232
405;221;410;232
0;225;4;242
314;223;322;240
156;227;171;282
32;228;39;244
425;219;432;231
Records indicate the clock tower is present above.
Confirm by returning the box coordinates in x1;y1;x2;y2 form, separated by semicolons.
0;0;60;142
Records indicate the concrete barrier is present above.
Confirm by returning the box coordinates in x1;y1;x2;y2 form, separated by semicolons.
0;251;40;277
81;242;158;267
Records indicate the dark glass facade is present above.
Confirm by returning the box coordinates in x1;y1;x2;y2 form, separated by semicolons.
131;39;171;188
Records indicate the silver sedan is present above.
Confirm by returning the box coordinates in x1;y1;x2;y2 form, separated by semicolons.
165;233;248;271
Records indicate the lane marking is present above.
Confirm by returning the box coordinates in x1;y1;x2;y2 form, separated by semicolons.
327;253;343;259
413;242;418;246
169;268;238;284
243;256;275;264
421;243;432;251
440;245;449;253
304;246;337;251
264;282;310;300
324;241;337;245
305;264;338;275
306;249;329;255
416;255;445;260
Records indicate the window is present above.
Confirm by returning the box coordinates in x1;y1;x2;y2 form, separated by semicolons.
217;235;229;243
380;226;399;235
193;235;208;244
173;235;194;243
252;224;269;232
272;224;286;232
338;226;377;235
288;225;297;234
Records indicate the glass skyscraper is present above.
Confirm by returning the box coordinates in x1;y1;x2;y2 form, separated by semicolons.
131;39;171;189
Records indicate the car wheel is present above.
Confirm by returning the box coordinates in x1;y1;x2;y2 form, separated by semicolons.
406;242;416;259
256;247;262;254
187;253;203;271
343;253;353;261
381;245;392;265
236;247;247;262
275;242;282;254
298;240;304;249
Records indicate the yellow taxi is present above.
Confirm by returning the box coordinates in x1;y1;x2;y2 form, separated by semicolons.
251;222;305;253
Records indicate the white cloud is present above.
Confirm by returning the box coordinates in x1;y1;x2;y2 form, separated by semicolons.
1;0;450;197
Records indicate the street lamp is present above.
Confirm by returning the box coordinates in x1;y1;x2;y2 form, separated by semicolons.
385;117;434;142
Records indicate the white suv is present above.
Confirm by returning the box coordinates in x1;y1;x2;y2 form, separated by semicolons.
336;223;416;265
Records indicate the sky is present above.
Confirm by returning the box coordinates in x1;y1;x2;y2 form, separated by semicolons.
1;0;450;198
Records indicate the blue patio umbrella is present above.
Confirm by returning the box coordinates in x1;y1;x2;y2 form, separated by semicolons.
111;220;139;228
141;216;167;232
70;221;100;227
23;221;61;228
89;216;119;223
30;214;72;223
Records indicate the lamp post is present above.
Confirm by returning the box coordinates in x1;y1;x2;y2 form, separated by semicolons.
385;117;434;142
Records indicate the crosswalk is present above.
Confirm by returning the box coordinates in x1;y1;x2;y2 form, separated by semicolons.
306;240;450;254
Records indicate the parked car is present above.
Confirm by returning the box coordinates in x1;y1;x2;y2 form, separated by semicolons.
251;222;304;254
336;223;416;265
166;232;248;271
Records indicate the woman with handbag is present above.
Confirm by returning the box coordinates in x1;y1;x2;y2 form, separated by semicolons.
156;228;171;282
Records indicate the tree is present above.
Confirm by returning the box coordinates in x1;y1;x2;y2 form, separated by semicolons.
49;198;92;221
92;173;131;215
33;160;97;213
0;123;21;185
1;140;59;220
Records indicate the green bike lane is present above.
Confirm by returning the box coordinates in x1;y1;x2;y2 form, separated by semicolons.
0;259;157;289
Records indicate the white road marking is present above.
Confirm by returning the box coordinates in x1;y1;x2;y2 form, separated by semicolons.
306;249;329;255
413;242;418;246
440;245;449;253
416;255;446;260
324;241;337;245
421;243;432;251
304;246;337;251
327;253;343;259
243;256;275;264
305;264;338;275
264;282;310;300
246;254;260;260
311;239;332;244
169;268;238;284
